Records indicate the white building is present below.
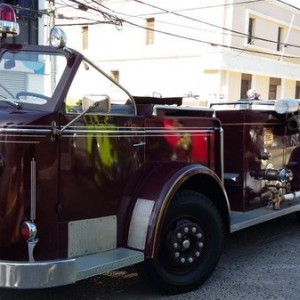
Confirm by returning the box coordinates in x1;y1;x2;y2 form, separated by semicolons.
56;0;300;103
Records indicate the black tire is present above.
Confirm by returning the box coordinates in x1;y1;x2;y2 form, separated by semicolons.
141;189;224;294
294;211;300;223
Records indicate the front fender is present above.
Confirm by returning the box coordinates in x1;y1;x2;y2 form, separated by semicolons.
127;162;230;257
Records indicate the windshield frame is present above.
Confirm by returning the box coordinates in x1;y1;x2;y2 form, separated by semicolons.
0;44;72;113
0;43;138;115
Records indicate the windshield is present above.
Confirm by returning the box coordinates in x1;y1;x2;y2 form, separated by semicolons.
0;50;67;112
65;58;135;115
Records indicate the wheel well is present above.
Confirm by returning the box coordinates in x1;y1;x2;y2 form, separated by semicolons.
181;174;230;233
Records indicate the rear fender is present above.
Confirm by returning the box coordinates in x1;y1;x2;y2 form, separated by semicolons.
127;162;230;258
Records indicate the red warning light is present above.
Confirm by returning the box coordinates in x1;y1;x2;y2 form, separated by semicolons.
0;3;17;22
0;3;19;36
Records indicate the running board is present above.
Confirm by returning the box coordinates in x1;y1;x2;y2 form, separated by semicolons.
230;201;300;233
75;248;144;281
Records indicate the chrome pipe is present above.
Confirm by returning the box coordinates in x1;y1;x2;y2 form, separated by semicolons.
283;191;300;202
30;158;36;222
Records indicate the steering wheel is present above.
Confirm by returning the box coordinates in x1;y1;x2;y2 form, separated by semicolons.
0;82;15;99
16;91;50;102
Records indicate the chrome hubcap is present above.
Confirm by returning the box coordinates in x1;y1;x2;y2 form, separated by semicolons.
168;222;204;266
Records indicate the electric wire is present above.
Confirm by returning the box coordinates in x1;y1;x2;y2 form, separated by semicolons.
59;0;300;59
72;0;300;49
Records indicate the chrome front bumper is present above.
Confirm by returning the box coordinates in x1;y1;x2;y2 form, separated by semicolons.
0;259;76;288
0;248;144;289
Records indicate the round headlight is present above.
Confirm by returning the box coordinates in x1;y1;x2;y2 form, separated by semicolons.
50;27;67;49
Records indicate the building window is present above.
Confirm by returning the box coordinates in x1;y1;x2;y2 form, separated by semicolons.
247;18;255;44
146;18;155;45
82;26;88;50
295;81;300;98
111;70;119;83
240;73;252;99
277;27;283;51
269;77;281;100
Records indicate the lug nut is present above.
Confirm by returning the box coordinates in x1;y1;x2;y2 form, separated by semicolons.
182;239;191;249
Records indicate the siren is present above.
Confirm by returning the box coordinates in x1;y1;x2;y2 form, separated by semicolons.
0;3;19;37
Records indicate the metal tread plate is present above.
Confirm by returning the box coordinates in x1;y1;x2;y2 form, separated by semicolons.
75;248;144;281
230;201;300;232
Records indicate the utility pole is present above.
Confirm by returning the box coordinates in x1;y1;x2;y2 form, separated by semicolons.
48;0;56;31
48;0;56;93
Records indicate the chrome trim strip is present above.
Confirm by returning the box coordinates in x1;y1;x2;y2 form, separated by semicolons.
0;134;47;138
222;122;279;126
220;127;224;183
0;126;216;141
61;130;215;137
0;126;215;135
0;128;51;134
61;133;213;138
30;158;36;222
0;141;40;144
0;259;76;288
63;128;214;134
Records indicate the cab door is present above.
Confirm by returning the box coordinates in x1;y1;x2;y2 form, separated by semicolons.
56;57;145;258
58;113;145;221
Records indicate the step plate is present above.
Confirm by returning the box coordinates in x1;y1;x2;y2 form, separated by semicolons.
76;248;144;281
230;201;300;233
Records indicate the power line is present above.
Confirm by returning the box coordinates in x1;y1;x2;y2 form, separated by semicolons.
131;0;260;40
57;0;278;47
132;0;268;17
66;0;122;27
276;0;300;11
174;0;269;11
56;0;300;59
122;17;300;60
94;0;300;49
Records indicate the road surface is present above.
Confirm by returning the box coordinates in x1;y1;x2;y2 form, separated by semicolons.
1;214;300;300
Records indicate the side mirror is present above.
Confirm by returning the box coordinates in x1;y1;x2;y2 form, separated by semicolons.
82;94;111;113
57;95;111;137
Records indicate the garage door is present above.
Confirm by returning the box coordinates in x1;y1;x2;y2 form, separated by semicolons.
0;71;26;98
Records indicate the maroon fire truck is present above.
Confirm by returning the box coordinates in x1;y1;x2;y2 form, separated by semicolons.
0;3;300;294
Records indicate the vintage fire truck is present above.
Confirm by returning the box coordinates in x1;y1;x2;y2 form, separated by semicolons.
0;3;300;294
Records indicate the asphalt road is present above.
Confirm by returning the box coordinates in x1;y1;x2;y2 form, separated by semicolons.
1;214;300;300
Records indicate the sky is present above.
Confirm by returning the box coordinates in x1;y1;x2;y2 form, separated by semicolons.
284;0;300;8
